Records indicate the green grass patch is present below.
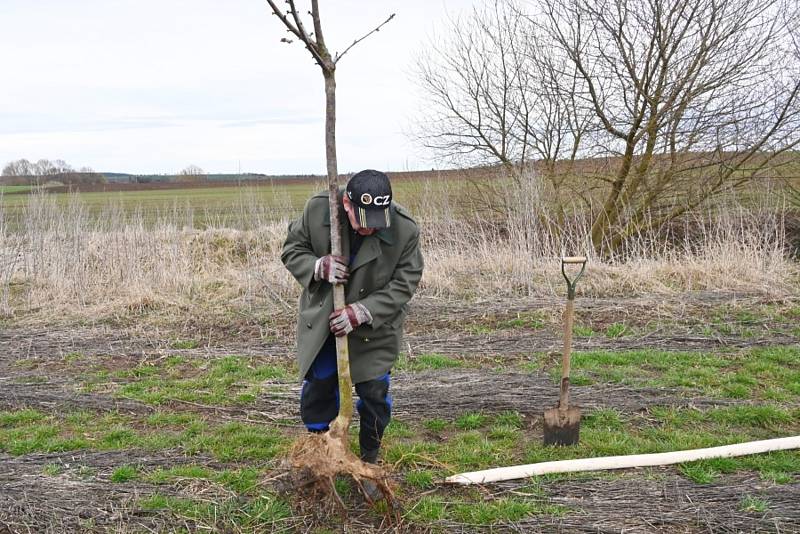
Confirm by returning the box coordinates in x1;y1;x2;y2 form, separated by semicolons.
0;177;468;230
115;355;290;406
573;325;595;337
185;422;287;462
0;411;92;455
145;465;261;494
708;405;794;428
496;311;547;330
604;322;629;338
384;419;415;438
145;411;205;428
138;493;291;528
440;430;518;471
215;468;261;494
400;353;464;371
42;463;63;476
495;411;524;428
0;185;33;194
147;465;213;484
391;403;798;489
111;465;139;482
405;470;436;489
740;495;769;513
406;495;566;525
680;461;719;484
760;470;793;484
519;402;800;483
0;408;287;463
63;352;85;363
455;412;487;430
424;418;448;432
0;408;46;427
529;346;800;401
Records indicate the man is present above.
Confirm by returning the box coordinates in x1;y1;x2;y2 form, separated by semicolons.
281;169;423;467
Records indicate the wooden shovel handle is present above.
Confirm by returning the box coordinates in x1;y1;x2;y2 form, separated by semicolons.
562;256;587;264
559;297;575;410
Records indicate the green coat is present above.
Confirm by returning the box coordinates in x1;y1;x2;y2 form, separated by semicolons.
281;189;424;384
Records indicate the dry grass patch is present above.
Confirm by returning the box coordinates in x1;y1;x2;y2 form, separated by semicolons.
0;182;797;333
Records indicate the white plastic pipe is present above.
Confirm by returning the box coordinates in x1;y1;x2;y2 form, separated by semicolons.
446;435;800;485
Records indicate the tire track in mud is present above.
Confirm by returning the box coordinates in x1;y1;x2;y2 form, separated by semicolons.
0;367;757;424
406;329;798;358
1;323;790;421
390;370;752;421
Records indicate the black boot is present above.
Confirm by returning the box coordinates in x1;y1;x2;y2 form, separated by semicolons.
360;448;384;501
361;447;380;464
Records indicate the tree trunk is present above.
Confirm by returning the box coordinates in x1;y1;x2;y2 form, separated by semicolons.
322;69;354;440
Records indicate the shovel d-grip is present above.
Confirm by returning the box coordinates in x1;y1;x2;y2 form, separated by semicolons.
561;256;587;300
543;255;587;446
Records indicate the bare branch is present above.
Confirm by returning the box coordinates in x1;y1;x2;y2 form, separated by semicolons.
335;13;397;64
264;0;327;67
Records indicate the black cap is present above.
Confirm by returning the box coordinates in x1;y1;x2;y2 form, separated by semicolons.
346;169;392;229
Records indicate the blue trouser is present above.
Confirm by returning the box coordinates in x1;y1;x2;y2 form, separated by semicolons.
300;335;392;460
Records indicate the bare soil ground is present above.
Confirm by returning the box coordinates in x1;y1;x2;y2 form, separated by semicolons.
0;291;798;532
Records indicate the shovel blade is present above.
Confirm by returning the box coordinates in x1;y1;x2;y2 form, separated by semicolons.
543;406;581;446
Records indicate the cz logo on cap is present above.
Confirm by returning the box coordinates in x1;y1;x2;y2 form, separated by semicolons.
359;193;391;207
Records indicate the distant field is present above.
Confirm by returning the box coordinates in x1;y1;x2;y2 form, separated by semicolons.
0;172;473;229
1;158;796;231
0;185;33;194
0;183;320;225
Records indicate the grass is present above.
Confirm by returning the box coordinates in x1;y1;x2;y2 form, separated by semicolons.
573;324;595;337
0;183;313;228
113;355;291;406
0;340;797;529
604;322;629;338
0;185;33;194
455;412;487;430
406;495;567;524
377;397;800;502
0;409;288;462
461;311;550;334
405;470;436;489
42;463;63;476
0;177;453;229
138;493;292;529
145;465;262;494
532;346;800;401
111;465;139;482
170;339;200;349
739;495;769;513
396;353;465;371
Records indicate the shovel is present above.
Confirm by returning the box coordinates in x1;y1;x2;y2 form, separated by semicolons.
543;256;587;446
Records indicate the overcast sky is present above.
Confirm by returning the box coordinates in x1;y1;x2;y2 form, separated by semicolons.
0;0;476;175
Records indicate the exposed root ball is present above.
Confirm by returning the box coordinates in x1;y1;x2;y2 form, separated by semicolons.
289;432;397;517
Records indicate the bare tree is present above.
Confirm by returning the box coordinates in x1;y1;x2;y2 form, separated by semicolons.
177;164;207;182
416;0;800;254
2;159;33;179
2;158;80;185
414;2;531;173
413;1;601;223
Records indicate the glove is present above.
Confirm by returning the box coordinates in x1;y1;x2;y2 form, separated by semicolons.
329;303;372;337
314;255;349;284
